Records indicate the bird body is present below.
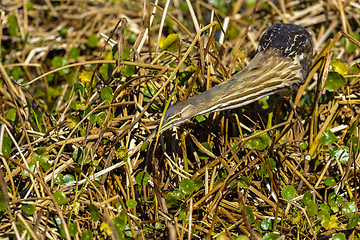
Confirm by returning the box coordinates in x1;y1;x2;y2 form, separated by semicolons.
148;23;313;139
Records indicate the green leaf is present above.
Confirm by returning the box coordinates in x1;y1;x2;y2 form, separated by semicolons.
89;204;99;222
238;177;250;189
60;174;76;188
120;65;136;77
325;72;346;92
331;59;349;76
193;179;203;191
81;230;93;240
59;27;68;37
306;200;318;217
66;115;80;129
22;204;36;215
260;158;276;177
53;191;67;205
12;66;24;80
136;171;150;186
245;206;255;224
126;199;137;209
299;141;308;150
141;141;149;151
328;193;342;212
112;216;126;236
52;56;69;76
143;83;157;102
7;14;18;36
341;32;360;54
349;213;360;228
260;218;272;231
334;146;349;163
333;233;346;240
281;185;296;201
180;178;196;195
198;142;213;160
100;87;113;102
116;146;128;161
87;33;98;48
69;48;80;59
2;136;12;158
160;33;179;51
342;201;356;217
320;130;336;146
68;222;78;237
0;192;6;211
245;131;270;151
317;210;330;221
165;192;180;208
263;232;280;240
324;177;336;187
195;114;206;123
73;147;92;164
321;215;339;230
301;191;312;206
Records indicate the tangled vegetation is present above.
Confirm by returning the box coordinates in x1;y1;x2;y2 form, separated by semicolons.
0;0;360;239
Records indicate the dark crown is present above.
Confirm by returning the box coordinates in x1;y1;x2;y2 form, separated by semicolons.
258;23;313;60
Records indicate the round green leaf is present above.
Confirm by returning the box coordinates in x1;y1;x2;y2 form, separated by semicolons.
68;222;77;237
260;218;272;231
121;65;136;77
112;217;126;231
115;146;128;161
301;191;312;206
238;176;250;189
245;131;270;151
89;204;99;222
53;191;67;205
245;205;255;224
281;185;296;201
165;192;180;208
22;204;35;215
100;87;113;102
69;47;80;59
324;177;336;187
325;72;346;92
87;33;98;48
333;233;346;240
317;210;330;221
306;200;318;217
126;199;137;209
51;56;69;76
155;222;163;230
349;213;360;228
2;136;12;158
331;59;349;76
260;158;276;177
263;232;280;240
180;178;196;195
81;230;93;240
299;141;308;150
342;201;356;217
136;171;150;186
320;130;336;146
5;108;16;121
334;146;349;163
193;179;203;191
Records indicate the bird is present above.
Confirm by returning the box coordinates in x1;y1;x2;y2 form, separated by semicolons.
147;23;313;141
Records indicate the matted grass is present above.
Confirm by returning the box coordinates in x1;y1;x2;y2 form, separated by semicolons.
0;0;360;239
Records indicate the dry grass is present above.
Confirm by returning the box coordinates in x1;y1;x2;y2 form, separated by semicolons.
1;0;360;239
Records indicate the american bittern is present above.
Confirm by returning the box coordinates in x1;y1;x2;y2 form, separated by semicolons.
147;23;313;140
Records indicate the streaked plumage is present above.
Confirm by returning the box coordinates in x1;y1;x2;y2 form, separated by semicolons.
147;23;313;140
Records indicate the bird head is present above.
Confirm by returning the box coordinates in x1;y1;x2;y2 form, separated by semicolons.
146;99;196;141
